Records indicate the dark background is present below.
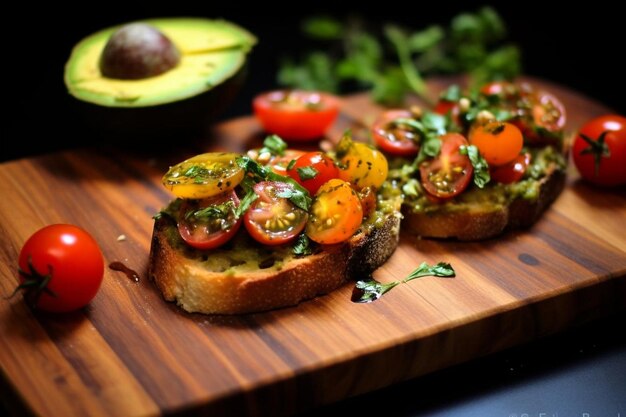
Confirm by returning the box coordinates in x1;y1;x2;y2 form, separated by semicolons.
4;3;624;161
2;4;625;416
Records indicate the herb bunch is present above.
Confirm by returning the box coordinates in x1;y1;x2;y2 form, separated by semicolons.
278;6;520;105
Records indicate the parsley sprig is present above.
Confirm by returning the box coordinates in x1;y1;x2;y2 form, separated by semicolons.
352;262;455;303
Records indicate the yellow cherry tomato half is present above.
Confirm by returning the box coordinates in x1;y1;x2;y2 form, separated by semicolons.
162;152;244;199
306;179;363;245
338;142;388;189
469;121;524;166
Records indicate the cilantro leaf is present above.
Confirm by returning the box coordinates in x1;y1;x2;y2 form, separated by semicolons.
292;234;313;256
403;262;456;282
409;25;444;52
277;7;520;106
415;136;442;165
440;84;462;102
352;261;456;303
185;201;235;221
459;145;491;188
352;278;400;303
236;156;312;211
421;112;447;135
235;188;259;218
260;135;287;157
297;166;318;181
302;16;343;40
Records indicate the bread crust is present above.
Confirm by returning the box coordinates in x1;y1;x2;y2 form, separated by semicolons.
402;166;566;241
148;214;400;314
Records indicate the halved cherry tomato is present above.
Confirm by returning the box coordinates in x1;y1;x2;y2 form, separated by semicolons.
372;109;419;157
515;90;566;145
490;153;530;184
358;186;377;218
177;191;242;250
306;179;363;245
434;100;461;126
469;121;523;166
338;141;388;189
419;133;473;199
267;149;305;175
244;182;308;245
531;91;566;133
163;152;244;199
286;151;339;195
253;90;340;141
480;81;518;98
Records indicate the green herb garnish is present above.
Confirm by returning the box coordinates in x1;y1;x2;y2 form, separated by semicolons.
459;144;490;188
236;156;312;211
352;261;455;303
185;201;235;222
292;234;313;256
402;262;456;282
260;135;287;157
278;7;520;105
387;111;449;166
297;166;319;181
352;279;400;303
235;188;259;218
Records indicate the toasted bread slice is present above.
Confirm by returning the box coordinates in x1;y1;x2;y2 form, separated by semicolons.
148;210;401;314
402;166;565;240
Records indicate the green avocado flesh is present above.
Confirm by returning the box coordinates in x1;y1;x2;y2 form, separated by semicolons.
64;18;256;107
157;189;400;275
384;146;567;214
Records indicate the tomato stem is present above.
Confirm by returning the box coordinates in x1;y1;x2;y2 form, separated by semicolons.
579;131;611;177
8;256;57;308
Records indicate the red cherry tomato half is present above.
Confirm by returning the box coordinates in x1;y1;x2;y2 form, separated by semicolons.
514;90;566;145
434;100;462;126
358;186;377;218
480;81;517;98
286;151;339;195
372;109;420;157
244;181;308;245
253;90;340;141
419;133;473;199
572;114;626;186
177;191;242;250
531;91;566;133
15;224;104;312
267;149;306;175
490;153;530;184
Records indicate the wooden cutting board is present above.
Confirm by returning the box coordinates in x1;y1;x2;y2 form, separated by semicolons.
1;77;625;417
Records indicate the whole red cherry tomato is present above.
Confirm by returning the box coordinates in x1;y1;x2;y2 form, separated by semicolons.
14;224;104;312
573;114;626;186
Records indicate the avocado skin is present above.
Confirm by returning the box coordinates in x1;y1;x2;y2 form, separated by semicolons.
72;66;246;140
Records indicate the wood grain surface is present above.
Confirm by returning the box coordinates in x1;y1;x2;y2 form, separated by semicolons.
1;77;625;417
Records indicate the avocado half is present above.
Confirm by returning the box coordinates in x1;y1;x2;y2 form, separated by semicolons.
64;18;256;137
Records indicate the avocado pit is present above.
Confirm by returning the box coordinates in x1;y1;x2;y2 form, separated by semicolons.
99;23;180;80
